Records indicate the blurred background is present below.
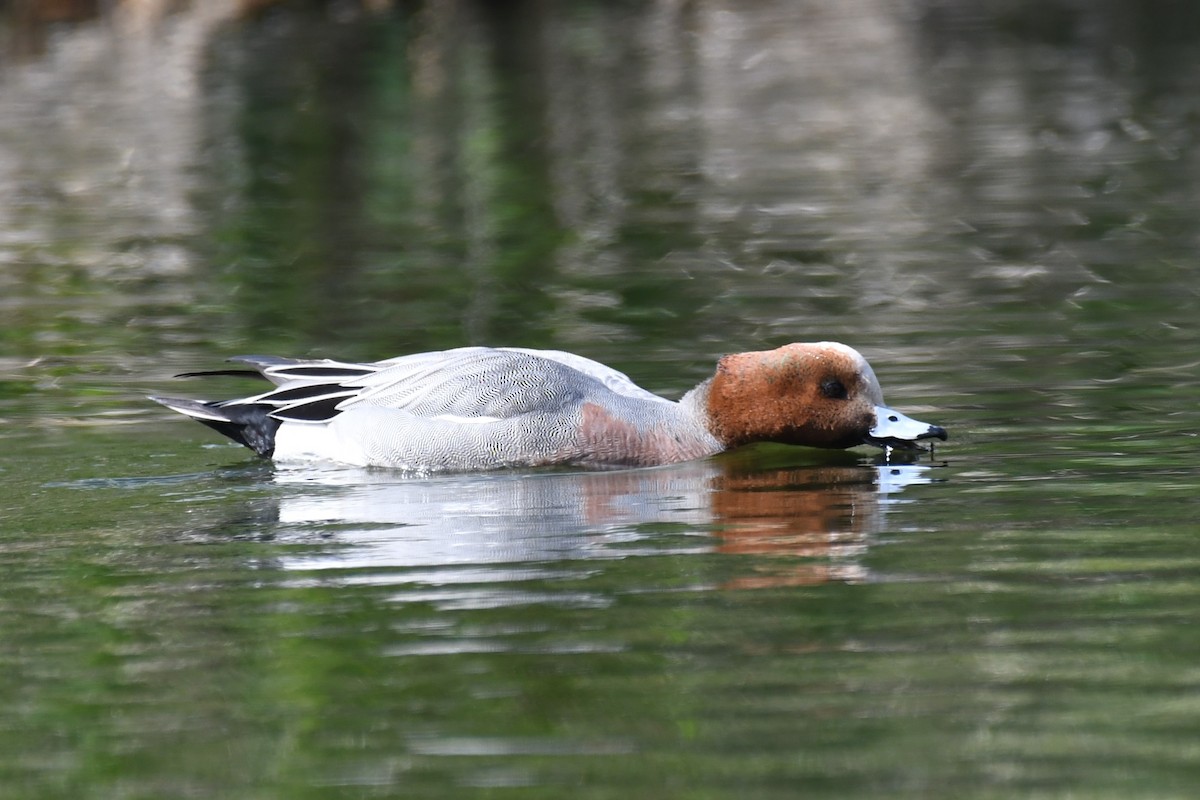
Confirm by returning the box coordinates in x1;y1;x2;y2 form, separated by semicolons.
4;1;1200;798
4;0;1198;369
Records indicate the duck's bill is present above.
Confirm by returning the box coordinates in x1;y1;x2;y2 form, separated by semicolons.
865;406;948;450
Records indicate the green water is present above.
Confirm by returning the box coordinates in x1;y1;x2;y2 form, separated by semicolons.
3;2;1200;798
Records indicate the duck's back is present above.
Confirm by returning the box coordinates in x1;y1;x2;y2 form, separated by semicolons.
272;347;711;470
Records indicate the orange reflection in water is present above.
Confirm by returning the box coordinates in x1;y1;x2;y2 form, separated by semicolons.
711;465;882;589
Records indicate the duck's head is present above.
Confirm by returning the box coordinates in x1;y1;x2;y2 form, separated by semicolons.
701;342;947;452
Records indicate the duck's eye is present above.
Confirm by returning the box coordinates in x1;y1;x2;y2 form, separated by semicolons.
820;378;848;400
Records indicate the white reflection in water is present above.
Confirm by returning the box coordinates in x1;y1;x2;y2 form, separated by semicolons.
270;458;940;590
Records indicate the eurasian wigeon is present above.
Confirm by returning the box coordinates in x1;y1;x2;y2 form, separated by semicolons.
150;343;947;470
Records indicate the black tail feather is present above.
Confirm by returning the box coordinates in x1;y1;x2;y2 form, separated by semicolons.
173;369;270;380
149;396;280;457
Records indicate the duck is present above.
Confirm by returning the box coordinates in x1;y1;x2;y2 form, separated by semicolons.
150;342;947;471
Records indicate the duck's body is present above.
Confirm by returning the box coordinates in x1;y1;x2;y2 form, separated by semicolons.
151;343;946;471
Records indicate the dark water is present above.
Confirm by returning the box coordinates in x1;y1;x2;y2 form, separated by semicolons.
3;1;1200;797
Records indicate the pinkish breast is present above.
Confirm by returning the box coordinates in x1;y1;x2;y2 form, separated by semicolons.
578;402;717;467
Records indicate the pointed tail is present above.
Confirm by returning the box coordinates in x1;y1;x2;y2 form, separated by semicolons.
149;395;280;457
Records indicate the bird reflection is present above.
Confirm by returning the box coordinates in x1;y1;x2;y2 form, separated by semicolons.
266;455;939;590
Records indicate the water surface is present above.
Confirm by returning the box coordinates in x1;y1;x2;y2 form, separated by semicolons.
3;2;1200;798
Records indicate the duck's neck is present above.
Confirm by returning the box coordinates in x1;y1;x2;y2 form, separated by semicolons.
678;379;725;448
681;376;762;450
